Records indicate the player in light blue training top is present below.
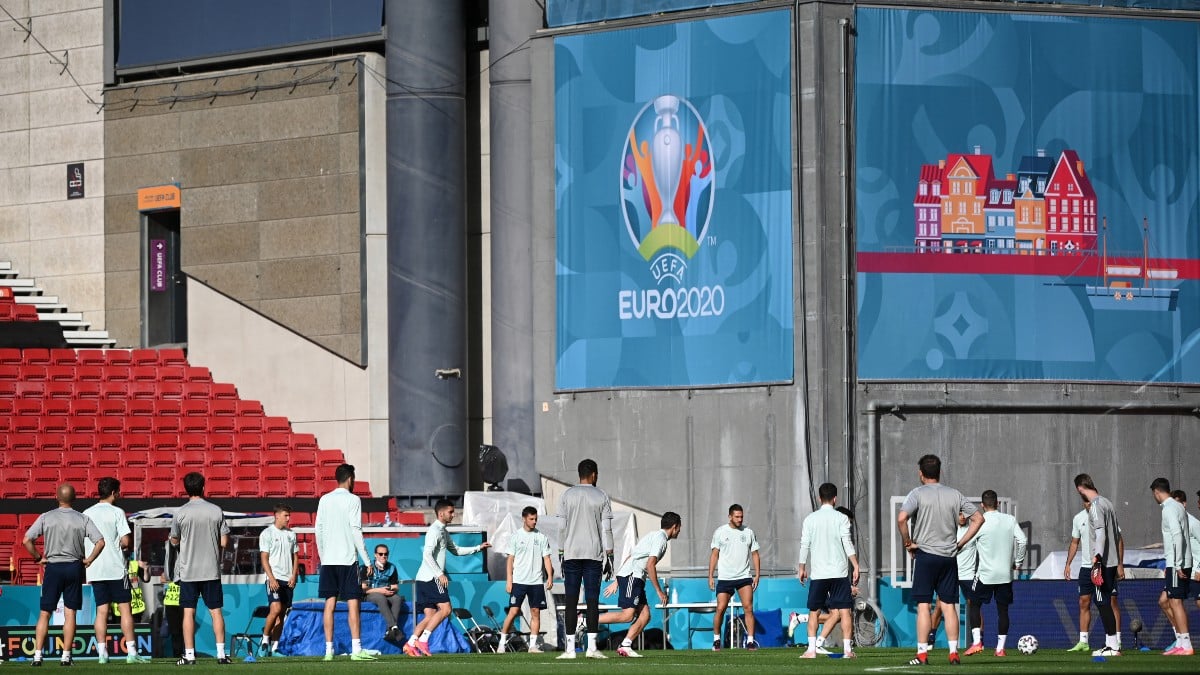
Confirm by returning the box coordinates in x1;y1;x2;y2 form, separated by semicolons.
258;504;297;657
798;483;858;659
315;463;375;661
598;512;682;658
1152;478;1192;656
404;499;489;657
708;504;761;650
964;490;1026;657
498;507;553;654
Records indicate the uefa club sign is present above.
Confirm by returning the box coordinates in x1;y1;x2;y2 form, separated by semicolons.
618;94;722;320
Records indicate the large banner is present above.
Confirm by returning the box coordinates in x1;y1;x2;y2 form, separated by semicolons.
856;8;1200;382
555;10;794;390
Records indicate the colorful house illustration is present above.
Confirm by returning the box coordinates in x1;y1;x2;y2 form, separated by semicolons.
1042;149;1097;254
913;147;1097;256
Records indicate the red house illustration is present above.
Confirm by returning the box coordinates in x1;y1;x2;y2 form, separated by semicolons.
1042;150;1097;254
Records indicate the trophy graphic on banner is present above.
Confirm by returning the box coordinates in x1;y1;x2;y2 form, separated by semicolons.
651;95;683;228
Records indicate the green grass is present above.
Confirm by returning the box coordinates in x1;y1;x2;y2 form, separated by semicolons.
14;648;1199;673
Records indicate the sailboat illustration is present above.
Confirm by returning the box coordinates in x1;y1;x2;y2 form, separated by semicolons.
1085;217;1180;311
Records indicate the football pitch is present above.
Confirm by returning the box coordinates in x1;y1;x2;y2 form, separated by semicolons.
20;649;1200;673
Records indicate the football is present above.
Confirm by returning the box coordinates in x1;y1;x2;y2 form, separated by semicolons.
1017;634;1039;655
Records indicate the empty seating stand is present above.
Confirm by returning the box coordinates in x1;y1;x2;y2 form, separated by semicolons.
0;347;361;501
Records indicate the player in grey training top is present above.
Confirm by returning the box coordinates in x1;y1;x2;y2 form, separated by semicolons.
556;458;614;659
169;471;231;665
23;483;106;666
1074;473;1122;657
897;454;981;666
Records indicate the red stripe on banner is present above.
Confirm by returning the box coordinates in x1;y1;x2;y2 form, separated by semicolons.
856;252;1200;279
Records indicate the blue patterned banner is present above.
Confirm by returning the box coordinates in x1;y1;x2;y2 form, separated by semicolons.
856;8;1200;383
546;0;755;28
555;10;794;389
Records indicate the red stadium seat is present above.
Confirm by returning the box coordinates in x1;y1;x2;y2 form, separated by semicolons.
124;449;149;467
44;381;73;400
263;433;290;452
181;382;211;400
205;467;233;497
262;417;290;433
159;348;187;366
95;434;123;453
260;478;289;497
96;415;125;434
5;449;36;468
0;348;21;364
130;349;159;367
130;366;158;382
64;443;94;461
93;450;122;468
180;416;210;434
124;433;151;452
40;416;68;434
127;398;155;417
261;451;290;473
76;349;106;366
104;350;132;367
157;366;185;383
209;400;236;416
40;433;68;452
129;382;161;400
0;381;16;397
0;471;30;498
103;365;130;382
152;417;181;434
73;381;101;399
20;364;46;380
66;416;97;434
232;469;260;497
69;398;99;416
124;416;152;434
100;382;128;400
208;449;234;467
208;416;235;434
234;434;263;455
16;381;44;398
155;399;182;417
150;434;178;454
145;467;177;497
45;365;74;382
351;481;371;497
13;398;41;416
291;433;318;452
184;366;212;383
207;434;234;453
75;365;103;382
49;349;77;366
316;450;344;469
0;414;11;435
23;349;50;365
121;467;147;497
98;398;127;417
181;400;209;417
178;433;207;452
29;477;58;499
211;383;238;400
291;448;316;467
0;364;18;380
14;305;39;322
236;417;264;434
177;450;206;468
12;415;39;433
43;398;69;416
60;466;89;486
235;400;264;417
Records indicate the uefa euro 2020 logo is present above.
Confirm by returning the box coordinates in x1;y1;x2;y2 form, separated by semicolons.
618;94;723;321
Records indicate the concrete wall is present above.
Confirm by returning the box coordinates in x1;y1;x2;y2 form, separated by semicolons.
0;0;106;327
102;56;365;360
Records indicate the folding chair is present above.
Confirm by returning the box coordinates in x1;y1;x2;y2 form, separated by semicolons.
482;604;529;652
230;606;272;657
451;608;499;653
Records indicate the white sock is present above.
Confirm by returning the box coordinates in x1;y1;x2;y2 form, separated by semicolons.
917;642;929;654
815;635;825;648
1106;634;1118;650
406;634;417;646
261;636;270;646
326;641;335;655
948;639;958;653
216;643;225;659
843;639;852;652
419;630;431;642
185;649;195;660
33;650;43;660
97;644;108;658
972;627;981;643
126;640;136;656
713;631;720;643
620;639;631;648
60;653;70;663
1079;631;1088;643
1183;634;1193;649
499;634;509;647
352;638;362;653
587;632;598;652
271;641;279;652
564;635;575;652
996;635;1007;651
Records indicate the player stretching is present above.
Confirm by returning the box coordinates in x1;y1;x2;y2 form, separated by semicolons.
897;454;982;666
598;512;682;657
964;490;1026;657
1152;478;1192;655
798;484;859;659
1074;473;1122;657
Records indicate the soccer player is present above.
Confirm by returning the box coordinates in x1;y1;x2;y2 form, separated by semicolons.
807;506;861;653
897;454;982;666
498;507;553;654
1151;478;1192;655
798;484;858;659
708;503;762;650
315;464;376;661
258;504;298;657
170;471;231;665
84;477;151;664
362;544;404;644
1074;473;1122;657
23;483;106;667
597;512;682;658
555;459;614;659
928;510;978;646
963;490;1026;657
404;499;490;657
1189;491;1200;619
1064;494;1124;652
